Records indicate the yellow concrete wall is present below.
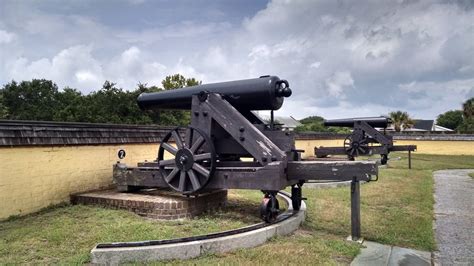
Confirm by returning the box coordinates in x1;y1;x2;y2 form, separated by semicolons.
392;140;474;156
0;143;158;220
295;139;344;158
294;139;474;157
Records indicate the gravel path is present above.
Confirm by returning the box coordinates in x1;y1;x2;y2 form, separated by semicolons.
434;169;474;265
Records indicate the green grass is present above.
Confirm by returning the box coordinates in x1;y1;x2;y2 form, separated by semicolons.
1;154;474;264
469;172;474;179
304;153;474;251
0;192;262;264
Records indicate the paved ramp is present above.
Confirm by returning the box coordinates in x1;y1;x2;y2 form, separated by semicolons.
434;169;474;265
351;241;431;266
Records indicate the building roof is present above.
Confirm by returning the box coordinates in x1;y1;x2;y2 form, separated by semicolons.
412;120;434;131
402;120;453;132
433;125;454;132
257;114;302;128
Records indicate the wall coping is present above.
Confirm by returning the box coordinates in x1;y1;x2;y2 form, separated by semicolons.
0;120;174;146
1;120;473;147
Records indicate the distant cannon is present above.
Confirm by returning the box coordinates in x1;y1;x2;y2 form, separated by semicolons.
315;116;416;166
324;117;391;128
114;76;378;228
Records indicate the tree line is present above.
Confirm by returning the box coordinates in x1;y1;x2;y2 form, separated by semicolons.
436;100;474;132
0;74;199;126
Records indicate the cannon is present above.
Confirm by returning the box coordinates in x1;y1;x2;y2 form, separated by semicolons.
324;117;391;128
315;117;417;166
113;76;378;223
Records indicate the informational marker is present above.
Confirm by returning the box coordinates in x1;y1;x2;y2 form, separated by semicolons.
117;149;126;159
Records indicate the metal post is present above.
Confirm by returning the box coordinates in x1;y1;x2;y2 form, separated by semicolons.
408;150;412;169
351;176;361;241
270;110;274;130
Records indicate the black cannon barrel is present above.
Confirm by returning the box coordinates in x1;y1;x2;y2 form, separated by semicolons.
324;117;392;128
137;76;291;111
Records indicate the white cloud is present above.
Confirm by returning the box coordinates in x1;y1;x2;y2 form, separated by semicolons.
310;62;321;68
398;79;474;112
325;71;354;98
6;45;104;93
0;30;16;44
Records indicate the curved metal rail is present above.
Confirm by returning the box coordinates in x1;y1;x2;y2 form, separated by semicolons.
96;191;296;249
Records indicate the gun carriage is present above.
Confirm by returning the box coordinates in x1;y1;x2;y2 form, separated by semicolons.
113;76;378;223
315;117;417;166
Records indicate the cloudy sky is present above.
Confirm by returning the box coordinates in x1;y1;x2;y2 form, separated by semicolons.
0;0;473;119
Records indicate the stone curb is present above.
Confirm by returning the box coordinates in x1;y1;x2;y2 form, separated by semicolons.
90;193;306;264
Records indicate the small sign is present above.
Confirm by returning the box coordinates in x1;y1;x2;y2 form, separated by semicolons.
118;149;126;159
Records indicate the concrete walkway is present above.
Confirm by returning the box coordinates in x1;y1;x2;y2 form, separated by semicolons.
434;169;474;265
351;241;431;266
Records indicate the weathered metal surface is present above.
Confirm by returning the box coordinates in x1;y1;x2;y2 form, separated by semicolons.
324;116;391;128
286;161;376;182
137;76;291;111
114;159;379;191
351;177;361;240
203;94;287;164
390;145;417;152
314;117;417;165
315;145;416;156
114;162;288;191
115;78;380;193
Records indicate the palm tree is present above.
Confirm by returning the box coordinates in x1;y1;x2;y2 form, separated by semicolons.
462;97;474;119
389;111;414;132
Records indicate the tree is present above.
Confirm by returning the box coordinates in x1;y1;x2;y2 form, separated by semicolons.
0;74;201;125
462;97;474;119
389;111;414;132
53;87;88;122
2;79;59;121
295;115;351;133
436;110;464;130
162;74;200;89
85;81;155;124
0;93;8;119
458;97;474;133
299;116;325;125
155;74;200;126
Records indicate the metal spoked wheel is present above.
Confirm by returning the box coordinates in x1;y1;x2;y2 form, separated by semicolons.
158;126;216;195
260;193;280;223
344;134;369;157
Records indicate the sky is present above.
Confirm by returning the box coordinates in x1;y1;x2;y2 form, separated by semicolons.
0;0;473;120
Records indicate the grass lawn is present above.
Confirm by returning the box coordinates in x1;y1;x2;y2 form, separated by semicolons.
1;153;474;264
0;192;262;264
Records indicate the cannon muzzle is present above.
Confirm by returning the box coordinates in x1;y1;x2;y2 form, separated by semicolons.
324;117;391;128
137;76;291;111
